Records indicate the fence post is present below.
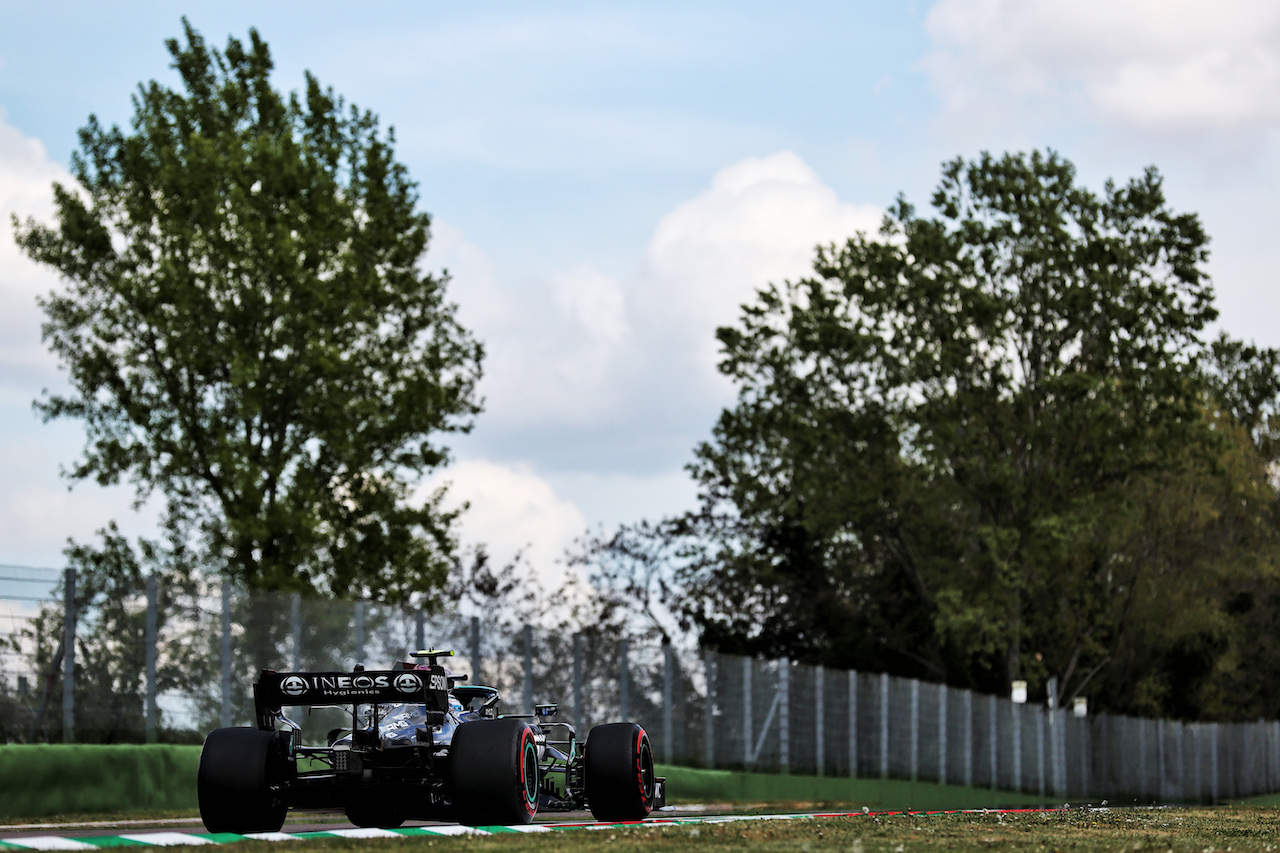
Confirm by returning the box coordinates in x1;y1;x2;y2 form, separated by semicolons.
1271;722;1278;796
573;633;584;733
662;642;674;765
62;567;76;743
910;678;920;781
290;593;302;671
963;688;974;787
848;670;858;778
620;638;630;722
938;683;948;785
988;694;998;790
1056;709;1068;798
1272;722;1280;794
879;673;889;780
414;608;425;654
1259;723;1266;797
1012;702;1022;792
1037;707;1046;798
1262;723;1269;796
1117;716;1127;800
1138;717;1149;801
1157;719;1166;803
523;624;534;712
780;659;791;774
469;616;481;683
815;664;825;777
1229;723;1238;800
1192;723;1201;803
1176;721;1186;803
1211;722;1220;803
1081;713;1091;800
145;575;158;743
220;578;231;728
1273;722;1280;795
1180;721;1189;802
704;651;716;769
743;657;753;768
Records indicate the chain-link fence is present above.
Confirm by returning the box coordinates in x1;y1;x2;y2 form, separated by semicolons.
0;564;65;743
3;570;1279;803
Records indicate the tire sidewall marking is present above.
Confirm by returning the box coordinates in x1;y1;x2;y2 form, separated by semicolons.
520;729;538;815
633;727;652;808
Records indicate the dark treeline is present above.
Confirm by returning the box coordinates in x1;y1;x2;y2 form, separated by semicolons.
578;151;1280;724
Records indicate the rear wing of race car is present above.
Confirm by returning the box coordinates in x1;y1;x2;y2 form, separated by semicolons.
253;667;450;730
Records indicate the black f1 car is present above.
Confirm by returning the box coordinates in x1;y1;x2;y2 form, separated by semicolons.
197;650;665;831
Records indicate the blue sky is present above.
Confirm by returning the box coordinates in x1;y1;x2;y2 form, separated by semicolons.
2;1;1279;592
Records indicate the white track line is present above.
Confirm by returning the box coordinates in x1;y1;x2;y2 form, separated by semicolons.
317;828;405;839
419;826;487;836
0;837;99;850
118;833;215;846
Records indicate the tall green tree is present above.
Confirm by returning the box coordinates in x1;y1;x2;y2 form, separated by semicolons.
12;22;482;601
616;150;1280;717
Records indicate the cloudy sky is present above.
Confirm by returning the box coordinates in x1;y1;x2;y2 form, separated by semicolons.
1;1;1278;589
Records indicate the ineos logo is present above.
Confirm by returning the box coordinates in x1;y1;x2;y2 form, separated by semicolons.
394;673;422;694
281;675;308;697
353;675;374;690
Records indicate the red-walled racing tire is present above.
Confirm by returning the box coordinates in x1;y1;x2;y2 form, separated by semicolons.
451;717;540;826
584;722;655;821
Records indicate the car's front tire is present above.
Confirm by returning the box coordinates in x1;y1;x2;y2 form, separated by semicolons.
451;717;540;826
198;727;289;833
584;722;655;821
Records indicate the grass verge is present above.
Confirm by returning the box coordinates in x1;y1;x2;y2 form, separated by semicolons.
0;745;199;819
658;765;1053;810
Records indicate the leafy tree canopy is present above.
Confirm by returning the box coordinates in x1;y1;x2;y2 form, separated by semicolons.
583;150;1280;720
13;21;482;602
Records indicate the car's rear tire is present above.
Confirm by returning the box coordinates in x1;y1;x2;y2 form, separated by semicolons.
198;727;289;833
584;722;655;821
451;717;540;826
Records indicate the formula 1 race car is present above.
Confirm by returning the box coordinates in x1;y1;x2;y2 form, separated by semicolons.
197;650;665;831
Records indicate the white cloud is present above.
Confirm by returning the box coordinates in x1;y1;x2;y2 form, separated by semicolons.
922;0;1280;133
637;150;882;377
553;265;630;350
0;114;68;388
0;116;161;567
436;150;881;447
420;458;587;586
431;220;634;430
544;468;700;535
422;153;881;590
0;425;162;567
